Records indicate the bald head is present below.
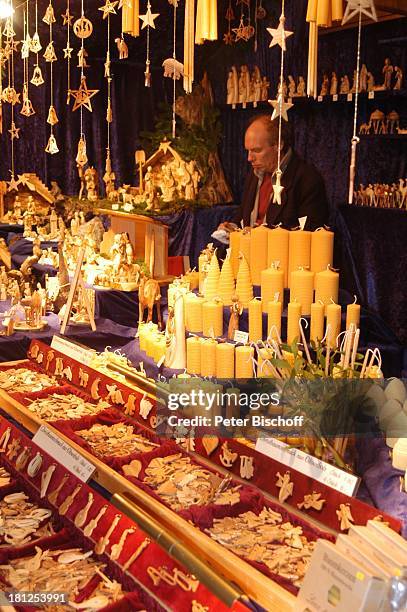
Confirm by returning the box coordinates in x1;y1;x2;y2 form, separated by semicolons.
245;115;291;175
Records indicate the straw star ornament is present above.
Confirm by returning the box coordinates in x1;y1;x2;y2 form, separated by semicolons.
139;2;159;29
61;9;73;26
269;93;293;121
267;14;292;50
69;76;99;112
342;0;377;25
99;0;118;20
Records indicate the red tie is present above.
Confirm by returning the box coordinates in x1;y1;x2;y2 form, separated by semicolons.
257;174;273;224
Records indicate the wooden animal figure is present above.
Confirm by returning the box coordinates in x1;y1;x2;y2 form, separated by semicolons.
138;273;162;330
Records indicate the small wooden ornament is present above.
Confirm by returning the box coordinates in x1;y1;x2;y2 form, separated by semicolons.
73;16;93;39
47;105;59;125
45;134;59;155
202;435;219;455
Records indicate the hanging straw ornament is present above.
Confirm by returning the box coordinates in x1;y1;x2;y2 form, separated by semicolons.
183;0;194;93
305;1;344;98
139;1;159;87
44;0;59;155
43;3;56;26
122;0;140;37
63;0;73;104
20;3;35;117
103;0;117;195
31;65;44;86
223;0;234;45
45;134;59;154
76;135;88;167
30;0;44;88
47;105;58;125
5;4;20;182
20;85;35;117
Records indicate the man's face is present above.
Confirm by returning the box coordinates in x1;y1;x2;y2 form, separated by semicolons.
244;122;279;176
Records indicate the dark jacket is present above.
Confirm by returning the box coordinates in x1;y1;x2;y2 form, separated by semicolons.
234;152;329;230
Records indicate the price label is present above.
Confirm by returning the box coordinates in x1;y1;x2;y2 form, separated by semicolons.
332;94;338;102
368;90;375;99
317;95;323;102
347;93;353;102
255;437;360;496
51;336;95;366
233;330;249;344
33;425;95;482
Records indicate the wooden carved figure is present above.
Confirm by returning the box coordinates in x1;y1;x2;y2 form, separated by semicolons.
138;273;162;330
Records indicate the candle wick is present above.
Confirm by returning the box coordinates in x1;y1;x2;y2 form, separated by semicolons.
353;294;357;304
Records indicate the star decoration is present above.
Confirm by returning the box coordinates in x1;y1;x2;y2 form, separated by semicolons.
69;76;99;112
267;14;293;51
223;31;233;45
159;139;172;154
99;0;118;19
63;45;73;59
139;2;159;29
269;93;293;121
8;175;19;191
232;17;250;42
17;174;33;186
9;39;20;52
9;122;20;139
272;170;284;205
342;0;377;25
61;9;74;26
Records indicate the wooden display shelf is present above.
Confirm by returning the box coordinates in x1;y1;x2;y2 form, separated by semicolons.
0;375;295;612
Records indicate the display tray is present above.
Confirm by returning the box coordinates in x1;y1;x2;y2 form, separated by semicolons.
3;320;47;332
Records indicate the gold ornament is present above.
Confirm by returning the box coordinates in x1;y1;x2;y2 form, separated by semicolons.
98;0;118;20
63;45;73;59
21;36;31;59
269;93;293;121
20;87;35;117
8;121;20;140
3;19;15;39
139;2;159;29
73;17;93;39
76;137;87;169
43;41;57;62
29;32;42;53
267;14;293;51
45;134;59;154
8;175;20;191
77;47;89;68
106;98;112;123
232;17;251;42
31;65;44;86
69;76;99;112
43;3;56;25
61;9;74;26
2;86;19;105
47;105;59;125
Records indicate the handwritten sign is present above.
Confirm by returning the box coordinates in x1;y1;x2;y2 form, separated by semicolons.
51;336;95;366
233;330;249;344
33;425;95;482
255;437;359;496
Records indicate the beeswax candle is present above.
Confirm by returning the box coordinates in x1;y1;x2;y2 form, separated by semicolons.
235;255;253;307
230;230;241;278
200;338;217;377
218;256;235;305
202;298;223;337
268;226;289;287
235;345;254;378
311;227;334;278
261;264;284;313
288;230;311;288
315;267;339;312
287;301;302;344
186;336;201;374
257;347;274;377
184;293;204;333
310;301;325;343
250;225;269;285
215;343;235;378
204;251;220;299
290;268;315;316
239;229;251;267
267;300;282;341
326;302;341;347
249;297;263;342
346;301;360;330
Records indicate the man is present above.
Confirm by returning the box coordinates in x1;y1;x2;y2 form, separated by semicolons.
222;115;329;231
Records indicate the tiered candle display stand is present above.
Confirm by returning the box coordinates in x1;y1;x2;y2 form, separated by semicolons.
0;339;401;611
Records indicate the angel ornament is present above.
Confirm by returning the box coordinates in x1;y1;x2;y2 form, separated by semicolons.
336;503;354;530
275;471;293;503
297;491;326;511
227;294;243;340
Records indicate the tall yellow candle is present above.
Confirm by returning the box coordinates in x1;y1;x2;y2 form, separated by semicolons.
235;345;254;378
202;298;223;337
332;0;344;21
184;293;204;332
346;302;360;330
326;302;341;347
315;267;339;312
290;268;315;316
229;230;241;278
267;300;282;341
200;338;217;377
287;301;302;344
261;264;284;313
311;228;334;276
310;301;325;343
186;336;201;374
215;343;235;378
239;229;251;268
268;226;289;287
249;297;263;342
288;230;311;288
250;225;269;285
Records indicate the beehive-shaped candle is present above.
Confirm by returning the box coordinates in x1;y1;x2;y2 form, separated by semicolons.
215;343;235;378
310;301;325;343
267;300;282;341
200;338;217;377
235;345;254;378
311;228;334;279
248;297;263;342
186;336;201;374
218;255;235;306
203;251;220;299
239;229;251;267
235;255;253;308
290;268;315;316
202;298;223;337
250;225;269;285
288;230;311;288
287;301;302;344
268;226;289;287
315;266;339;313
183;270;199;291
229;230;241;278
184;293;204;333
261;263;284;313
